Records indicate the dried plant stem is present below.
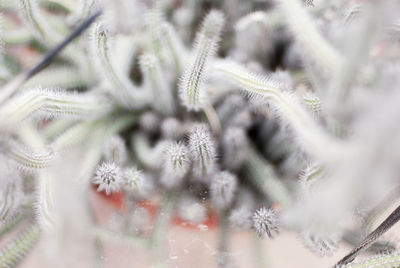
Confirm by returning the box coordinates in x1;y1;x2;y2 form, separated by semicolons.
342;230;395;255
335;204;400;267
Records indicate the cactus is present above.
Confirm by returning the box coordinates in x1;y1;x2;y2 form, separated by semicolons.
0;0;400;267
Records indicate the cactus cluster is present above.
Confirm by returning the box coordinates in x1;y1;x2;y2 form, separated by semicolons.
1;0;400;267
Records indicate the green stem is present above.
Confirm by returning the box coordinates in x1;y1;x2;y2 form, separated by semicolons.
244;146;292;209
253;232;267;268
86;193;104;268
217;211;230;268
149;190;179;268
91;227;148;248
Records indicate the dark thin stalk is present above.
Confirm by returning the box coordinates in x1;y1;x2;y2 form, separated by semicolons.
342;230;396;255
334;204;400;267
362;186;400;232
0;10;102;104
26;10;102;79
